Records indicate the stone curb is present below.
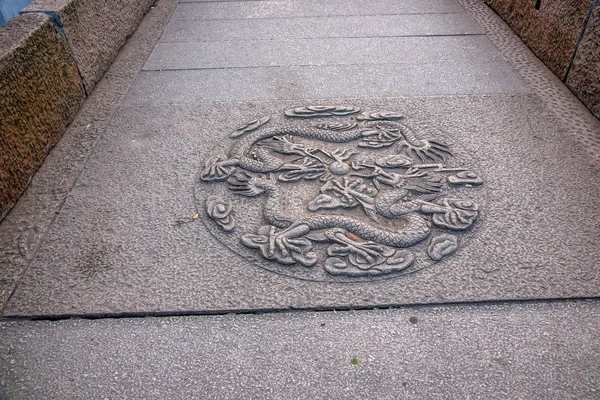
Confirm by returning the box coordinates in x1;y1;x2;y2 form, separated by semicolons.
0;13;84;220
0;0;153;220
459;0;600;159
21;0;155;93
566;4;600;119
484;0;599;119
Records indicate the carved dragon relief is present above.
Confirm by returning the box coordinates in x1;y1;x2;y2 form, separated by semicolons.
198;106;484;281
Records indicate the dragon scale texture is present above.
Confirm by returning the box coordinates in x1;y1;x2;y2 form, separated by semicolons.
257;176;431;248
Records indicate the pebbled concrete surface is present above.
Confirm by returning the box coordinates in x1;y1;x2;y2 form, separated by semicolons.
1;300;599;399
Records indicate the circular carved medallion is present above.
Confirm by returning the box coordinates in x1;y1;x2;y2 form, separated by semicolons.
196;106;485;282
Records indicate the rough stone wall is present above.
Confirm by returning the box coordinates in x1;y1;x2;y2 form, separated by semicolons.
566;5;600;119
23;0;155;93
484;0;591;79
484;0;599;118
0;0;153;219
0;14;84;218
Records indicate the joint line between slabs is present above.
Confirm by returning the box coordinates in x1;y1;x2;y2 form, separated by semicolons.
141;58;511;72
157;33;486;44
170;11;471;22
2;297;600;323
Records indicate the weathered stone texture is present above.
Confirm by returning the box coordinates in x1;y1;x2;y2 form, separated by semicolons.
484;0;592;80
0;14;84;219
23;0;155;92
566;6;600;119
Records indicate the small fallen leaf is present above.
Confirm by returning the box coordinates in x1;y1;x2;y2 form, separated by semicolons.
351;358;359;365
192;213;199;220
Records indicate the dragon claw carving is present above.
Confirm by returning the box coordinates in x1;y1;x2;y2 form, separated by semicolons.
241;225;318;267
399;139;452;162
359;124;404;149
324;229;415;276
201;154;236;181
431;198;479;231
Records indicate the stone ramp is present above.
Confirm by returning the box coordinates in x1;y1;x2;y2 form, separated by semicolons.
0;0;599;318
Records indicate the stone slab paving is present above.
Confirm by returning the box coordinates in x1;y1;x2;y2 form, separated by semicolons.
1;0;599;317
145;36;505;70
1;300;599;399
0;0;181;311
160;13;485;43
457;0;600;157
173;0;466;20
3;94;599;317
128;64;528;104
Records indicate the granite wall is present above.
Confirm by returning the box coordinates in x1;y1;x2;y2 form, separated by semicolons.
0;0;153;220
22;0;155;93
565;4;599;119
484;0;599;119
